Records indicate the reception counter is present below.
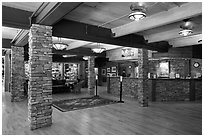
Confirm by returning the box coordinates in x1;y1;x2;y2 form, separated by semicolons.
150;78;202;101
107;77;202;102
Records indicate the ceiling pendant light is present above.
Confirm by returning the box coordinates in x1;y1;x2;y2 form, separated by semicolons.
83;56;89;60
179;20;194;36
91;43;106;53
53;37;68;50
128;3;146;21
62;55;77;58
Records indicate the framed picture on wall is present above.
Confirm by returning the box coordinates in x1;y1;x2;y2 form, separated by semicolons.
102;69;106;75
158;61;169;78
107;68;110;72
112;73;116;77
111;66;117;72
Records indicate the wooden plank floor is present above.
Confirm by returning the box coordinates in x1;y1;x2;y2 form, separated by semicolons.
2;87;202;135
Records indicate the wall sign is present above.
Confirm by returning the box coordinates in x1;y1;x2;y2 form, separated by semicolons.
102;69;106;75
111;66;117;72
121;48;134;57
107;68;110;72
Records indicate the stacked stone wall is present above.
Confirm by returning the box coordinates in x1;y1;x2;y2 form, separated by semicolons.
11;46;25;102
28;24;52;130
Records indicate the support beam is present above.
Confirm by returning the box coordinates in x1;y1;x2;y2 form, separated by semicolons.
2;6;32;29
52;54;84;62
2;38;12;49
31;2;83;25
66;41;92;50
137;48;148;107
12;30;29;47
11;46;25;102
88;56;95;95
4;50;11;92
112;2;202;37
52;47;106;57
169;34;202;47
28;24;53;130
53;19;170;52
144;24;202;43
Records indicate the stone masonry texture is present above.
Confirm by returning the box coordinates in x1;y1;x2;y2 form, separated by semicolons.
137;48;149;107
88;56;95;95
11;46;25;102
28;24;53;130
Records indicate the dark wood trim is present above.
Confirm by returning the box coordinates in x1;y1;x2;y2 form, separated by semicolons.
2;6;32;29
32;2;83;26
52;48;106;57
151;80;156;101
53;19;171;52
107;76;111;93
2;38;12;49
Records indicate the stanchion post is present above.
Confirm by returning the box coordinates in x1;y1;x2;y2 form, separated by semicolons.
107;75;111;93
95;75;99;97
118;76;124;103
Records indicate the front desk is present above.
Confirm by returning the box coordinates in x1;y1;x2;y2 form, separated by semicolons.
150;78;202;101
107;77;202;102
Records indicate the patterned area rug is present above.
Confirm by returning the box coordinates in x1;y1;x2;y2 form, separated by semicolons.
52;96;118;112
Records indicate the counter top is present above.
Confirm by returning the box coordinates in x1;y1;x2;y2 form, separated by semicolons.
109;77;202;81
149;78;202;81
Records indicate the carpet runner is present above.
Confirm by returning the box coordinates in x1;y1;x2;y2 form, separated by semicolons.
52;96;118;112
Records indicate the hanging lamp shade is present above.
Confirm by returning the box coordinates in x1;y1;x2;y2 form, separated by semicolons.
53;43;68;50
53;37;68;50
91;48;106;53
179;20;194;36
91;43;106;53
129;4;146;21
83;56;89;60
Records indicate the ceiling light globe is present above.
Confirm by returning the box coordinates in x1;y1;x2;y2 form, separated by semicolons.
128;11;146;21
179;29;193;36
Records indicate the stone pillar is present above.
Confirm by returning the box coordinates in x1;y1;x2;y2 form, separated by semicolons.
11;46;25;102
4;50;11;92
28;24;52;130
137;48;149;107
88;56;95;95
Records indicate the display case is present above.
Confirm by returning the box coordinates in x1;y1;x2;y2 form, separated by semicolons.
64;63;79;80
52;63;63;80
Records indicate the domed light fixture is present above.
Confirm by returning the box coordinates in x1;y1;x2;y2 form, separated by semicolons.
62;55;77;58
53;37;68;50
179;20;194;36
91;43;106;53
128;3;146;21
83;56;89;60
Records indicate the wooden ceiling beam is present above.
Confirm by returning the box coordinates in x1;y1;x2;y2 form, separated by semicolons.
53;19;170;52
11;30;29;46
52;48;106;57
66;41;92;50
169;34;202;47
2;6;32;29
2;38;12;49
31;2;83;25
144;25;202;43
112;2;202;37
